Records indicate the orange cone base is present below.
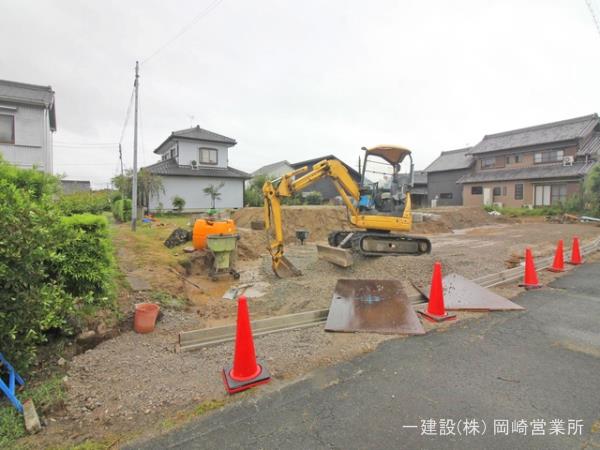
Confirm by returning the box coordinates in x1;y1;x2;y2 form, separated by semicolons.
568;260;583;266
418;310;457;323
519;282;542;290
222;361;270;394
547;267;566;273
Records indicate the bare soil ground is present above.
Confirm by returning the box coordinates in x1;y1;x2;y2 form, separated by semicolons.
21;207;600;448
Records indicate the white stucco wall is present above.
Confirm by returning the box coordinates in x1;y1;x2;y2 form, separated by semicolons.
148;176;244;211
0;103;53;172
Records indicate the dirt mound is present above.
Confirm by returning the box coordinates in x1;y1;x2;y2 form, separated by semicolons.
232;205;514;246
232;206;351;244
237;228;266;260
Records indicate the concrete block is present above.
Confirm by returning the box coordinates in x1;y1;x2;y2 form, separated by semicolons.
23;399;41;434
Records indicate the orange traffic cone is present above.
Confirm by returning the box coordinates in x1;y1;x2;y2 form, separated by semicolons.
519;248;542;289
548;240;566;272
222;296;270;394
418;262;456;323
569;236;583;265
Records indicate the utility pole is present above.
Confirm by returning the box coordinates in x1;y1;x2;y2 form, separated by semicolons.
131;61;139;231
119;143;124;177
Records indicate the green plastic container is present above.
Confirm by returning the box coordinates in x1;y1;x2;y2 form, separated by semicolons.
207;234;239;271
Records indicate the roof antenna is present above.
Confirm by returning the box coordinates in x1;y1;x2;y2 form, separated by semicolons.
187;114;195;128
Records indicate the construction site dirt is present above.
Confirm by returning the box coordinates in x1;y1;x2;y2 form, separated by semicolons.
24;207;600;448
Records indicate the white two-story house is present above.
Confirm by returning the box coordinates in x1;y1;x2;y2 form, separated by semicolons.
144;126;250;212
0;79;56;173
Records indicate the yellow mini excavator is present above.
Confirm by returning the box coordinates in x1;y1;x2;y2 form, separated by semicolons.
262;145;431;277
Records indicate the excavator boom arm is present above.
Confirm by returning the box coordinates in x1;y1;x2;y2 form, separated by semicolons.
262;159;361;277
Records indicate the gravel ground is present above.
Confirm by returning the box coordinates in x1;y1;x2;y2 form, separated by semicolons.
192;221;600;321
32;221;600;446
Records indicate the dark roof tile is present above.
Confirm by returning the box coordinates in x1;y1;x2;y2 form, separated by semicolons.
424;147;473;172
144;158;250;179
471;114;599;154
457;162;595;183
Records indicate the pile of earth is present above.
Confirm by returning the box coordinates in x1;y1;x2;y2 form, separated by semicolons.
231;205;513;247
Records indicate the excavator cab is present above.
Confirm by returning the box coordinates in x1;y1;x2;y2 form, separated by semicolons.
358;145;414;217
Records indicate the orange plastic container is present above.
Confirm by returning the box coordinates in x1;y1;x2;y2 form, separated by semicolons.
133;303;160;334
193;219;237;250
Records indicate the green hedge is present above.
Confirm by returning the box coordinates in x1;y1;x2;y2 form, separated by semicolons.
0;179;73;369
59;190;111;215
112;198;132;222
55;214;115;301
0;159;116;370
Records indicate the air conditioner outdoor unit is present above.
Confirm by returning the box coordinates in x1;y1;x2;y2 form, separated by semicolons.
190;160;199;170
563;156;574;166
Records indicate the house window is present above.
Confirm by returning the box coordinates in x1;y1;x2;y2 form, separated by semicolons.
169;146;178;159
0;114;15;144
199;148;218;165
551;184;567;205
534;149;564;164
439;193;453;199
493;186;501;196
481;158;495;169
534;184;567;206
502;186;507;196
515;183;523;200
471;186;483;195
505;156;511;165
514;154;521;163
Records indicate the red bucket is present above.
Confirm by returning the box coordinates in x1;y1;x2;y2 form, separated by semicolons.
134;303;160;333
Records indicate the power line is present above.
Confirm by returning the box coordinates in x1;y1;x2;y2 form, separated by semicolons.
585;0;600;39
55;141;119;146
119;86;136;144
54;145;118;150
141;0;225;65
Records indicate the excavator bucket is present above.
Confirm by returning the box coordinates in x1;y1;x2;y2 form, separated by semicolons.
316;244;354;268
272;255;302;278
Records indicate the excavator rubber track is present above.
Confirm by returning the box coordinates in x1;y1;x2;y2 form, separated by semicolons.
329;230;431;257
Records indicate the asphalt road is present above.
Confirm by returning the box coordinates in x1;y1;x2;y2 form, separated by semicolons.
129;262;600;450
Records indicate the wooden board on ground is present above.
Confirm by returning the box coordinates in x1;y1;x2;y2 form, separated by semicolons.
325;279;425;335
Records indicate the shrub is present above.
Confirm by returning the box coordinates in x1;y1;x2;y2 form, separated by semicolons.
281;193;304;205
0;159;59;199
0;159;117;370
59;190;111;215
172;195;186;212
54;214;115;302
112;198;132;222
244;187;263;207
0;178;73;369
305;191;323;205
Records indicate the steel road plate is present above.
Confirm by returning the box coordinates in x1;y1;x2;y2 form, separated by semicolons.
325;279;425;334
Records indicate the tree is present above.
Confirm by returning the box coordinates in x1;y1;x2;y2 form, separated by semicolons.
203;182;225;209
172;195;186;212
244;175;272;207
585;164;600;215
112;169;164;211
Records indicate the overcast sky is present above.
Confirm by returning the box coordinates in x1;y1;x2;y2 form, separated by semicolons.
3;0;600;187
